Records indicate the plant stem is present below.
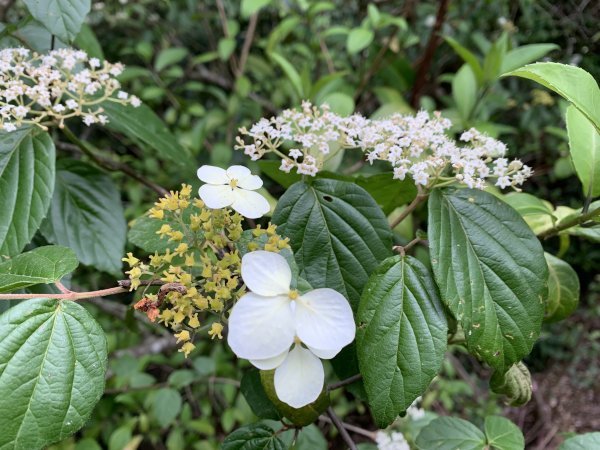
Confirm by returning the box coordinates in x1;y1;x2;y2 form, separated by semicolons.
390;189;429;229
319;415;376;440
328;373;362;391
326;407;359;450
537;205;600;239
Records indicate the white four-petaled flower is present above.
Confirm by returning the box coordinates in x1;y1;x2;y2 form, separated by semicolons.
227;251;356;408
197;165;270;219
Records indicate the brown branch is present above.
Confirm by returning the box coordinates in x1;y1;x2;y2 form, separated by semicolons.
328;373;362;391
319;37;335;74
410;0;450;107
389;189;428;229
327;407;359;450
319;415;376;440
237;13;258;79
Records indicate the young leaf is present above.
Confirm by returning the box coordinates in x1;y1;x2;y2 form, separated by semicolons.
346;28;374;54
23;0;91;42
415;416;486;450
241;0;272;18
544;253;579;323
501;44;558;74
154;47;188;72
74;23;104;59
40;160;126;276
428;188;547;372
0;246;78;293
558;432;600;450
444;36;484;84
566;105;600;198
272;179;392;308
483;33;508;82
268;52;304;99
490;362;532;407
127;213;185;254
356;255;447;428
0;128;55;257
453;64;478;121
100;101;192;167
222;423;286;450
484;416;524;450
0;298;108;450
504;63;600;133
240;369;281;420
151;388;182;428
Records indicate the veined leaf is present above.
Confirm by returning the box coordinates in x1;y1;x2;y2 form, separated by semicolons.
444;36;484;84
559;432;600;450
428;188;547;372
544;253;579;323
501;43;558;73
484;416;524;450
0;246;78;293
222;423;286;450
416;416;486;450
0;298;107;450
490;361;532;407
356;255;447;427
23;0;91;42
0;128;55;257
566;105;600;198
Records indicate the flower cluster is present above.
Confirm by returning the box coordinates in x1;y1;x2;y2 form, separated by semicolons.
236;101;532;190
125;182;290;357
375;431;410;450
0;47;140;131
227;251;355;408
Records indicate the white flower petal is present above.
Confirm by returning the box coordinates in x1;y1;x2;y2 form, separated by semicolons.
227;293;295;360
274;345;324;408
226;165;251;180
199;184;234;209
231;189;271;219
237;174;263;190
305;345;339;360
295;288;356;354
241;251;291;296
197;165;228;184
250;349;289;370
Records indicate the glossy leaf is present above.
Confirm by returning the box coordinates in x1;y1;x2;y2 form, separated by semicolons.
484;416;525;450
490;362;532;407
272;179;392;308
501;43;558;73
240;369;281;420
502;192;554;235
101;101;192;166
0;246;78;293
428;188;547;372
415;416;486;450
544;253;579;323
40;160;126;276
566;105;600;197
356;255;447;427
558;432;600;450
23;0;91;42
504;63;600;133
0;298;107;450
0;128;55;257
222;423;285;450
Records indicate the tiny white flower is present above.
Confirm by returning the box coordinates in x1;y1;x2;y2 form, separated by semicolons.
227;251;355;408
130;95;141;107
197;165;270;219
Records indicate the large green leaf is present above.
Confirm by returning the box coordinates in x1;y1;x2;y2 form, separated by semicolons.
40;160;126;276
558;432;600;450
23;0;91;42
0;298;108;450
490;362;532;407
544;253;579;323
504;63;600;133
566;105;600;198
0;128;55;257
428;188;547;372
222;423;286;450
272;179;392;308
416;416;486;450
101;101;192;167
356;255;447;427
0;246;78;293
484;416;524;450
500;44;558;73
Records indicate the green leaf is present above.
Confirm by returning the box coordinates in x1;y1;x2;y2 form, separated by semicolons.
74;23;104;59
269;52;304;99
218;38;236;61
40;160;126;276
566;105;600;198
501;44;558;73
241;0;272;18
490;362;532;407
428;188;547;372
558;432;600;450
101;101;192;166
444;36;484;83
453;64;478;121
483;33;507;82
222;423;286;450
504;63;600;133
0;298;108;450
320;92;355;116
0;128;55;257
346;28;374;54
0;246;78;293
484;416;524;450
155;47;188;72
272;179;392;308
240;369;281;420
356;173;417;215
416;416;486;450
501;192;554;235
152;388;182;428
544;253;579;323
356;255;447;427
23;0;91;42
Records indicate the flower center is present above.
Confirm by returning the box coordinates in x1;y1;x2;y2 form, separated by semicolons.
288;289;299;300
229;178;238;188
293;336;302;345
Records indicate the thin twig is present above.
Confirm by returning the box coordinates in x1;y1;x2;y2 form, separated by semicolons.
389;189;428;229
326;407;359;450
237;13;258;79
328;373;362;391
319;415;376;440
319;37;335;74
537;205;600;239
393;236;426;255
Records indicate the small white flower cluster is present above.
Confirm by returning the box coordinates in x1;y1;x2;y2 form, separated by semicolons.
236;101;532;190
405;396;425;421
375;431;410;450
0;48;141;131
